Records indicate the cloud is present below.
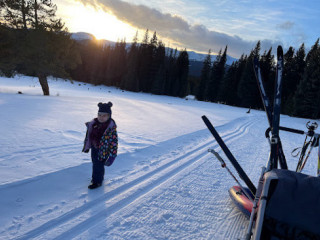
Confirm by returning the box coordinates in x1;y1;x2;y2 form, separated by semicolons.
77;0;283;58
277;21;295;30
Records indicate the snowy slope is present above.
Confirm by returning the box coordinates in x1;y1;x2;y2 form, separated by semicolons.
0;76;318;240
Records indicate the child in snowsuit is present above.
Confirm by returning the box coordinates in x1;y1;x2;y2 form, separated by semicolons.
82;102;118;189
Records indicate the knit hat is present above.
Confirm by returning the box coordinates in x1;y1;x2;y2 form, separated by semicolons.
98;102;113;115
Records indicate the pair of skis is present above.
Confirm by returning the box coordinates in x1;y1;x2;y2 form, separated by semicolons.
253;46;287;170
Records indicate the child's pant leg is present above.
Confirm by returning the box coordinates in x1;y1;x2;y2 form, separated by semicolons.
91;147;105;184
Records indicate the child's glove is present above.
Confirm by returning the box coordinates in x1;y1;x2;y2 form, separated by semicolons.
105;157;115;166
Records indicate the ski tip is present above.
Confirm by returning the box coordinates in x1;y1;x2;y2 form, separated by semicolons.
277;46;283;58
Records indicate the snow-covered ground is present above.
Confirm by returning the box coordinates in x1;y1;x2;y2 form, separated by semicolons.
0;76;318;240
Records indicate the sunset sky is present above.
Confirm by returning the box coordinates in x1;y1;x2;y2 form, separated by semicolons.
55;0;320;58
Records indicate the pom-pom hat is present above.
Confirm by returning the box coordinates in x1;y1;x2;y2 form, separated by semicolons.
98;102;113;115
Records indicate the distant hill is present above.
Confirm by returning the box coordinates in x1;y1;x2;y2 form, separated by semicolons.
71;32;237;77
71;32;95;41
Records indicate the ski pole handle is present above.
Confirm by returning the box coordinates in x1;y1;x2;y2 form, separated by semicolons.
208;148;253;201
208;149;226;167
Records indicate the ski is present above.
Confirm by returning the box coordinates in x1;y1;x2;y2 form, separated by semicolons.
253;56;288;169
269;46;286;170
202;115;256;195
253;58;273;126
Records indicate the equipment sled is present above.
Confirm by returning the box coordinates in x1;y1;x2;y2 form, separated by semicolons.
203;46;320;240
250;169;320;239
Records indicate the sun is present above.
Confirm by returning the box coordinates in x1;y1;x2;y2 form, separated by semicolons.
59;2;137;41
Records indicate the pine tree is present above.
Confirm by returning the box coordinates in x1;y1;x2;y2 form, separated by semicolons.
122;31;140;91
22;29;80;95
284;44;306;114
164;48;177;96
206;46;227;102
205;49;221;101
2;0;29;29
110;39;127;87
175;49;189;97
217;62;236;104
147;31;161;92
293;39;320;118
29;0;63;31
237;41;261;108
151;41;166;95
0;25;16;76
0;0;80;95
196;49;211;101
282;46;295;113
139;29;153;92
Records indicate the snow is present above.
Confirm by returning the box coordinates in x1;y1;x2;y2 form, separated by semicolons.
0;75;319;240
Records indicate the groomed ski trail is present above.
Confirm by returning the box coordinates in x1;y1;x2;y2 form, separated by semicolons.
1;116;264;240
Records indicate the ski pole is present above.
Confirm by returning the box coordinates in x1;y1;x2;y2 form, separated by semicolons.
318;143;320;177
246;167;266;240
314;135;320;177
299;137;316;172
208;149;253;201
296;135;309;172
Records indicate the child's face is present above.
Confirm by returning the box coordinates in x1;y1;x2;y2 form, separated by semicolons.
97;112;110;123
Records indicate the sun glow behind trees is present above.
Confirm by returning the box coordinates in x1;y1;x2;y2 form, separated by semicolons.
58;2;137;41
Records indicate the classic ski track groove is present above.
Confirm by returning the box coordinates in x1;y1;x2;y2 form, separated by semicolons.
0;143;81;161
13;117;258;240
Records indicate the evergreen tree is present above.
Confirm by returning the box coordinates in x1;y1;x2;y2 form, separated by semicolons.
237;41;261;108
138;29;152;92
217;62;236;104
293;39;320;118
147;31;161;92
196;49;211;101
284;44;306;114
175;49;189;97
70;39;101;84
294;44;306;87
22;29;80;95
205;46;227;102
205;49;221;101
164;48;178;96
0;0;80;95
0;25;16;76
110;39;127;87
29;0;63;31
151;41;166;95
122;31;140;91
282;46;295;113
2;0;29;29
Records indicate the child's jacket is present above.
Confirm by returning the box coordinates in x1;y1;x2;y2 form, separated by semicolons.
82;118;118;162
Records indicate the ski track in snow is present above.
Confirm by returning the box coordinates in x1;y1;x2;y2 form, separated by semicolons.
0;142;81;162
0;115;261;240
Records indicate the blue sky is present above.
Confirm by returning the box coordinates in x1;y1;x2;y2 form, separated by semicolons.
56;0;320;58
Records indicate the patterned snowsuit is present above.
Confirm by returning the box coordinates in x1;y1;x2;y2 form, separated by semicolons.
83;118;118;184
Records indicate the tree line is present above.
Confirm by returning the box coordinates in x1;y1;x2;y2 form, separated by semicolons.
197;40;320;119
71;30;190;98
0;1;319;119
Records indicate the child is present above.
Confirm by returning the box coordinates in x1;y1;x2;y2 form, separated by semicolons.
82;102;118;189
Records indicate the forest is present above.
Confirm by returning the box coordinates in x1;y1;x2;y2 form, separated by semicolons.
0;0;320;119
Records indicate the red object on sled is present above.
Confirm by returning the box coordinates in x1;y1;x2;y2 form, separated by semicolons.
228;185;254;217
